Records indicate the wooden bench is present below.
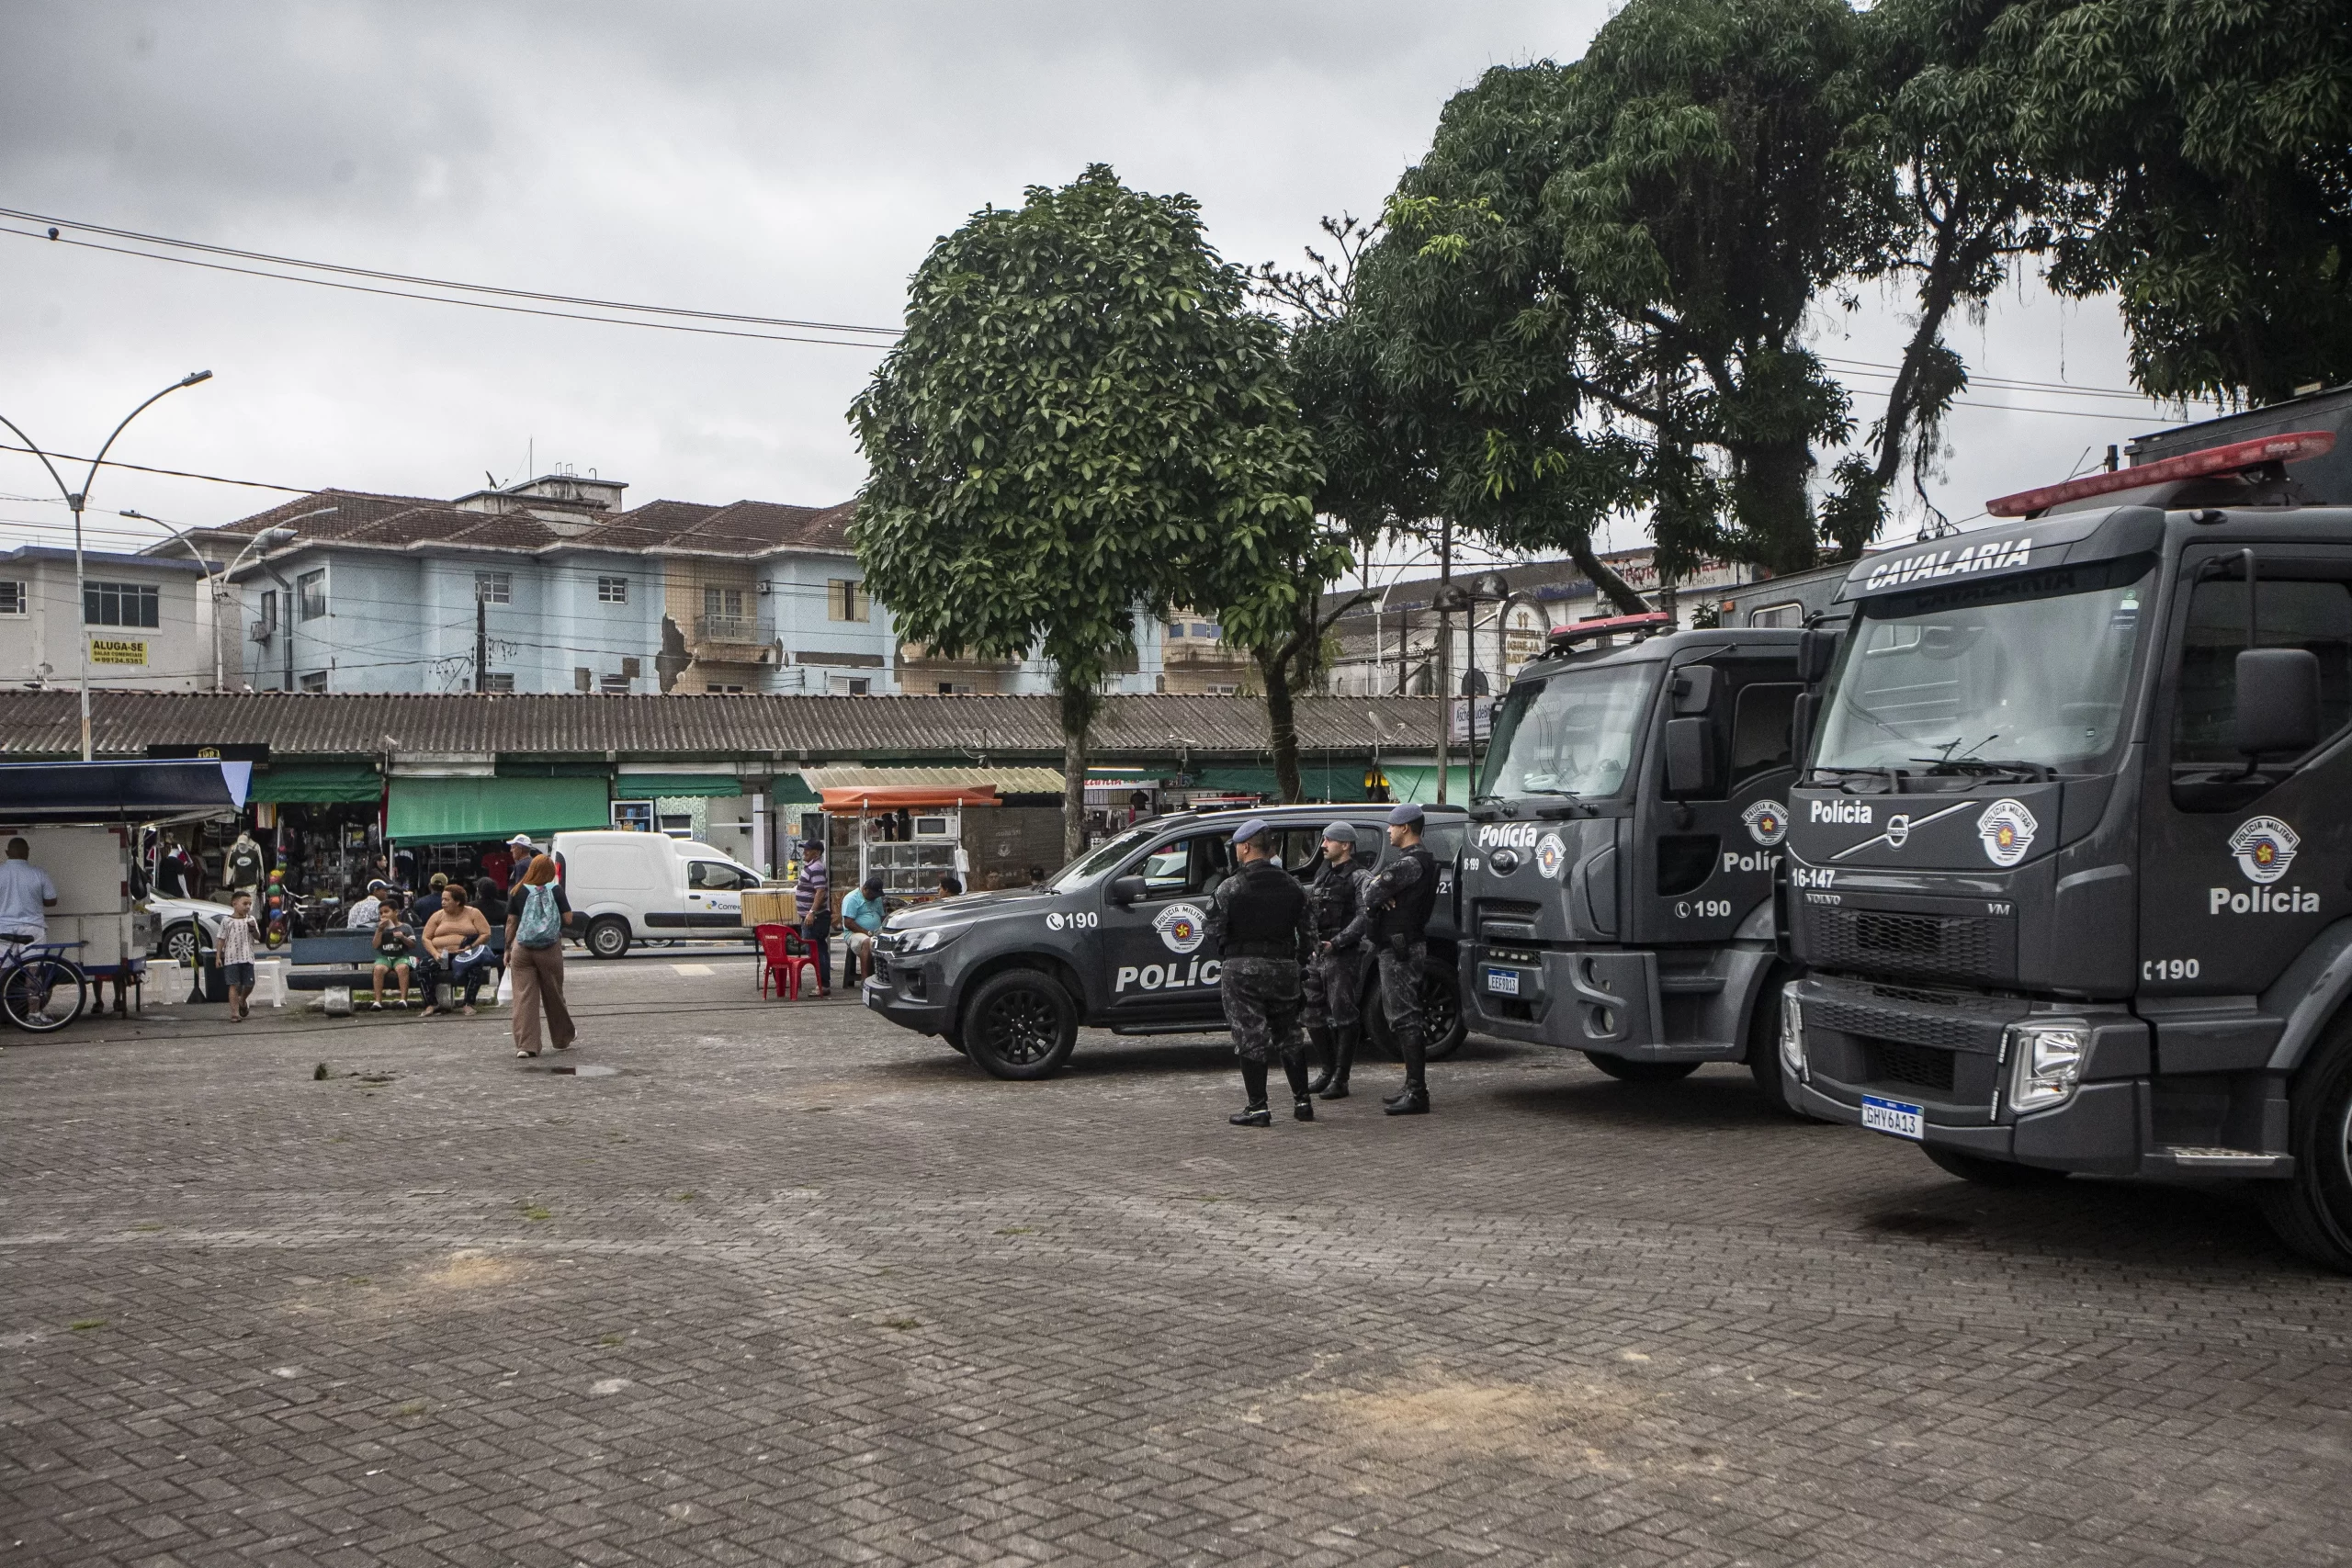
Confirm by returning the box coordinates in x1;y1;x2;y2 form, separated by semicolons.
288;929;505;993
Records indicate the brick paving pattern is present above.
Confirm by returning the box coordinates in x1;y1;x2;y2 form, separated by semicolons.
5;957;2348;1566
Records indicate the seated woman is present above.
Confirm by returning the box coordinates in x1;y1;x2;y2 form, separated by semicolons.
417;882;495;1018
370;906;418;1009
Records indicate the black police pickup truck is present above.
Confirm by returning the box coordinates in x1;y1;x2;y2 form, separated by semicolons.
863;802;1469;1078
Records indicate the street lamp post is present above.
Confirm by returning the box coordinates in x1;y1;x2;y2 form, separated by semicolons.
121;511;309;691
0;371;214;759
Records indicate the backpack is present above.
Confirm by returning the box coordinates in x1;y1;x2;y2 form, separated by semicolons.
515;884;561;949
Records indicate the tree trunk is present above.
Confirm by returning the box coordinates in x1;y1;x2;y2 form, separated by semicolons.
1057;671;1099;863
1569;539;1649;615
1258;644;1302;802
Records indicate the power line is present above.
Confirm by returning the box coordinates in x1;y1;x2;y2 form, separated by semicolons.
1;204;904;336
2;222;898;352
0;440;314;493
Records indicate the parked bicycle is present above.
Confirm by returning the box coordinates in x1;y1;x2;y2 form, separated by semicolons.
0;939;88;1033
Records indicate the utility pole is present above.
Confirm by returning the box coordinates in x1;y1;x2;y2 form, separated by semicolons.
1435;517;1453;807
474;593;488;693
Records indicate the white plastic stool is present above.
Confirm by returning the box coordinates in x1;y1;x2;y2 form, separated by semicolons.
250;958;289;1009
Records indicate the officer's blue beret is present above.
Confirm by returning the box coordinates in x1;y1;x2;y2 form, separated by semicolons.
1230;818;1272;846
1387;803;1425;826
1320;821;1356;844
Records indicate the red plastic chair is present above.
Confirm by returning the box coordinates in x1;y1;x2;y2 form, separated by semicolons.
755;923;820;999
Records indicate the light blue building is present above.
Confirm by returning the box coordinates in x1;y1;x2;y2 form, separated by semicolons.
195;471;1163;697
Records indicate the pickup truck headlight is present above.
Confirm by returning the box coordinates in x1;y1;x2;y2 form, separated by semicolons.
888;922;967;955
1779;987;1804;1079
2008;1021;2087;1111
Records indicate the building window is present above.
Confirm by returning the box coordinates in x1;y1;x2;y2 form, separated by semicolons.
828;674;871;696
830;579;870;623
597;575;629;604
1194;622;1218;639
705;586;746;620
85;581;160;628
297;569;327;621
481;671;515;693
936;682;975;694
1207;682;1239;696
475;571;511;604
298;671;328;694
709;682;748;694
600;672;632;694
1167;622;1186;639
1747;601;1804;627
0;581;25;616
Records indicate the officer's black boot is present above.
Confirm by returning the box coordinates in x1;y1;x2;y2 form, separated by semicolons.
1230;1058;1272;1126
1383;1025;1430;1115
1283;1054;1315;1121
1319;1022;1357;1100
1305;1024;1337;1096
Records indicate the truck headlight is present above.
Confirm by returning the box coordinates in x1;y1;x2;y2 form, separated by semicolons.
892;922;967;955
1779;987;1805;1079
2008;1021;2086;1111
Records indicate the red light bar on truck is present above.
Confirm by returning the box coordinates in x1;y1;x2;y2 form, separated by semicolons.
1988;431;2335;517
1546;611;1673;649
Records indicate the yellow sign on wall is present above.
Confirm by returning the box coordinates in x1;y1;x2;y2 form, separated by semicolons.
89;638;149;666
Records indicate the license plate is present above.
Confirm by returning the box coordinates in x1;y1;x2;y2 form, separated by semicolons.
1860;1094;1925;1140
1482;966;1521;997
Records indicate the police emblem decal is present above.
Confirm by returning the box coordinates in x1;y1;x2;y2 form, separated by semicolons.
1741;800;1788;847
1535;831;1566;880
1154;901;1207;953
1975;799;2038;867
2229;816;2300;885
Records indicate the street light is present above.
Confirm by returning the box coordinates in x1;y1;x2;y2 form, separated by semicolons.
120;510;309;691
0;370;215;759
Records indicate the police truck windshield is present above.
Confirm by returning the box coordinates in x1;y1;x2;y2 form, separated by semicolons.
1814;558;2154;779
1048;823;1159;892
1477;663;1655;800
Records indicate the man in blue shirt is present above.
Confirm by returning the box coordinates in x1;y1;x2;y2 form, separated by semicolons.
841;874;887;986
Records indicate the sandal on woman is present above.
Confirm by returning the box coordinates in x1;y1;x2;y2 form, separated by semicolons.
462;1005;477;1017
516;1048;538;1058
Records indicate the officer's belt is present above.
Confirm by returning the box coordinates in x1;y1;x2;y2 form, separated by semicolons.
1222;941;1298;961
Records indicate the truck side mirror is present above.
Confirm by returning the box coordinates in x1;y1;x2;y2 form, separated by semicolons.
1797;627;1842;684
1664;716;1716;798
1671;664;1717;715
2236;648;2322;756
1109;875;1147;906
1791;690;1820;772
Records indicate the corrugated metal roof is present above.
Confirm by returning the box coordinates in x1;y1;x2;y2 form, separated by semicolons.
803;764;1069;794
0;691;1442;762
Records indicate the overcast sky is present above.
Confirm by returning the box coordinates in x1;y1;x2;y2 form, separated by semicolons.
1;1;2212;566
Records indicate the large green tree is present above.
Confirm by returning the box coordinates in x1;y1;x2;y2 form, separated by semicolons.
2009;0;2352;404
849;165;1317;854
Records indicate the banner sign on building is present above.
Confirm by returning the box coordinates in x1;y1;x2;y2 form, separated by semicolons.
89;638;149;666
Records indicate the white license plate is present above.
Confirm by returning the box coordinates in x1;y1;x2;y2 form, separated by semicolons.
1860;1094;1925;1140
1483;966;1521;997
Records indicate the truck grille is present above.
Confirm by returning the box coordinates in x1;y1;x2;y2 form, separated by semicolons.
1808;993;2005;1052
1476;899;1544;937
1865;1040;1957;1091
1815;908;2001;984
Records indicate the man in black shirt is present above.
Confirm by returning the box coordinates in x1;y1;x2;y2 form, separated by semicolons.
1205;818;1314;1126
1304;821;1372;1100
1335;803;1440;1115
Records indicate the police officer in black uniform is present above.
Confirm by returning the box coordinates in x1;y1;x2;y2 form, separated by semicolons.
1207;818;1315;1126
1304;821;1372;1100
1334;802;1440;1115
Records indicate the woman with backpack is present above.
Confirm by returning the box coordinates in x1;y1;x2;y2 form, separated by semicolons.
504;853;575;1057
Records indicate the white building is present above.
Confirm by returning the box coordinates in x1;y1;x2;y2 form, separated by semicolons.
0;545;220;692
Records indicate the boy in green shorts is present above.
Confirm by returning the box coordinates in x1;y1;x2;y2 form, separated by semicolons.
371;904;417;1009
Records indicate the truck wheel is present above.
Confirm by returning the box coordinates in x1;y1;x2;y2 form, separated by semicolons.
1746;976;1818;1120
2257;1020;2352;1272
1921;1146;2069;1187
1587;1055;1700;1083
961;969;1077;1080
1364;959;1468;1061
584;916;631;961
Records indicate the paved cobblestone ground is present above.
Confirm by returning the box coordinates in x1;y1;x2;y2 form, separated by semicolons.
5;955;2349;1567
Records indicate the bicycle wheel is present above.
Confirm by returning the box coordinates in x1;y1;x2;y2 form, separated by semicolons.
3;957;87;1032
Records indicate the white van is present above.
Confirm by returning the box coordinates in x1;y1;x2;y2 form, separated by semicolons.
550;830;768;959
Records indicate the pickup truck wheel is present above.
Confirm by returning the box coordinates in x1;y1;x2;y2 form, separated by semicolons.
161;923;199;964
960;969;1076;1080
1921;1146;2069;1187
1364;958;1467;1061
2257;1020;2352;1272
1587;1054;1700;1083
584;916;631;961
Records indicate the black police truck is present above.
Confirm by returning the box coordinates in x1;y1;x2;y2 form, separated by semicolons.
1456;612;1814;1111
1781;388;2352;1270
864;801;1468;1079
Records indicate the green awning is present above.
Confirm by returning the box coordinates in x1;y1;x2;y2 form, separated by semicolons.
386;775;610;844
249;761;382;804
1187;761;1373;803
1378;763;1478;807
615;774;742;798
773;773;820;806
1191;766;1279;796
